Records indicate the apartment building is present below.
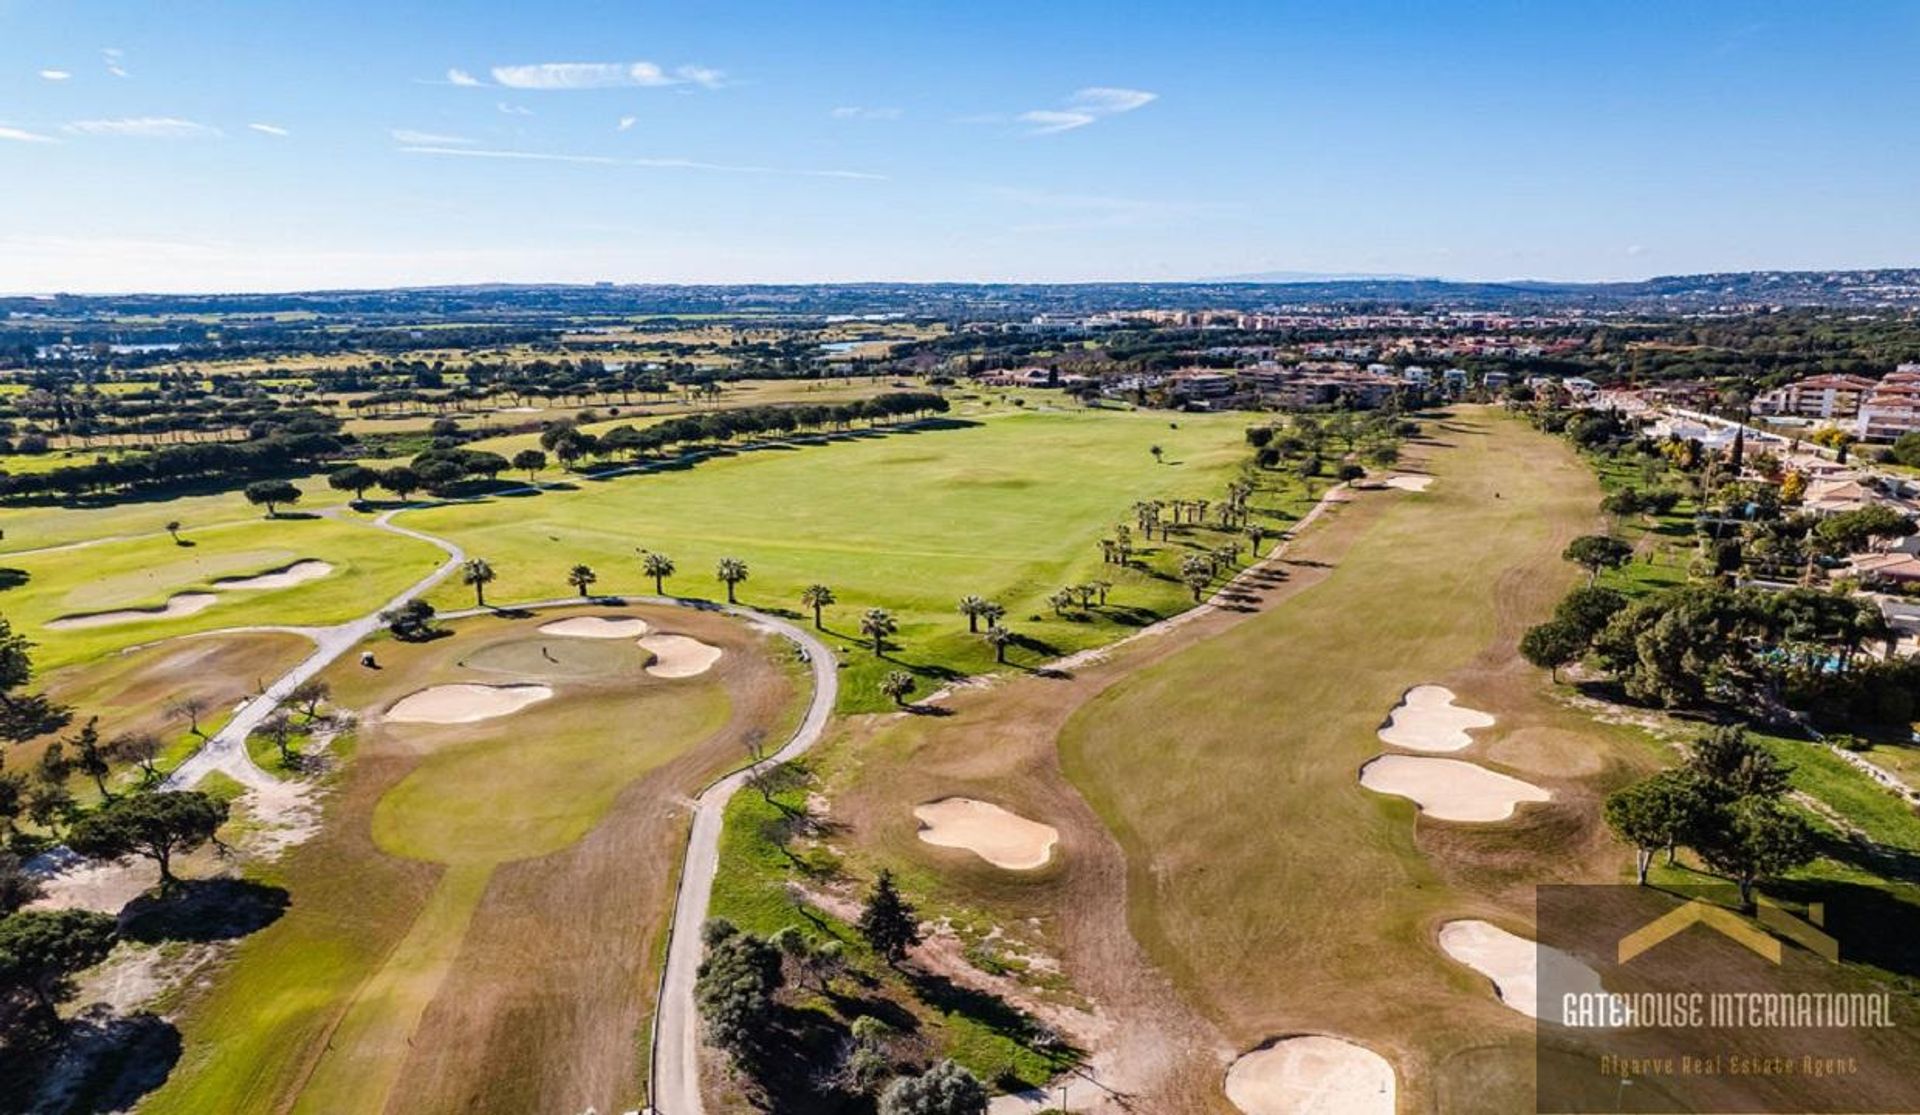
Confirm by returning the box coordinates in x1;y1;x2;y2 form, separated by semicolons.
1856;366;1920;441
1753;374;1877;420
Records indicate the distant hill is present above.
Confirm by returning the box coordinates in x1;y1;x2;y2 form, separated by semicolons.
1208;270;1436;283
6;269;1920;324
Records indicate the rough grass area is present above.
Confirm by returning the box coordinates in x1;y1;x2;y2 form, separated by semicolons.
403;405;1318;712
708;781;1078;1099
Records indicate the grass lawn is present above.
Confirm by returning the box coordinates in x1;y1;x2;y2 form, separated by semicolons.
1053;409;1650;1109
1587;449;1697;597
7;512;444;669
143;606;802;1115
404;405;1315;712
0;472;353;554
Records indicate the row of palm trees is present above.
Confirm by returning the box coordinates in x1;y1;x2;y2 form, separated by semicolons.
452;554;1022;667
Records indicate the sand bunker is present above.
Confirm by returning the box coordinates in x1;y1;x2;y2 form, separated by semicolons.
1438;919;1606;1021
639;634;723;678
1384;475;1433;492
211;559;334;591
46;593;219;630
1226;1035;1395;1115
1359;755;1550;822
538;615;650;639
914;798;1059;870
1378;685;1495;753
386;683;553;724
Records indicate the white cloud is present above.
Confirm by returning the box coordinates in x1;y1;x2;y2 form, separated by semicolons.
102;47;128;78
485;61;724;90
491;62;668;90
1018;110;1097;135
1019;86;1157;135
447;67;482;87
1067;87;1158;114
397;144;884;180
248;123;291;137
617;116;637;131
65;117;221;139
0;125;58;144
675;65;726;89
831;106;903;121
497;102;533;116
389;128;474;146
39;69;72;81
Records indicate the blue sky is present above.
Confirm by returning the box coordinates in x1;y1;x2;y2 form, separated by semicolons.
1;0;1916;292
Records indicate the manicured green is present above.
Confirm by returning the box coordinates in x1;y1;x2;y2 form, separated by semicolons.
404;406;1312;711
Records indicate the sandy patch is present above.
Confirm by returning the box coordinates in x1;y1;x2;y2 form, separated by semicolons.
1359;755;1550;822
28;849;158;915
211;559;334;591
639;634;724;678
46;592;219;630
386;683;554;724
1383;475;1433;492
1438;919;1606;1021
538;615;650;639
1225;1035;1396;1115
1378;685;1494;752
914;797;1059;870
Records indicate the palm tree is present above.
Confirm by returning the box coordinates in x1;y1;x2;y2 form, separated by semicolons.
958;594;988;633
461;558;495;607
568;564;597;596
1091;579;1112;606
984;624;1014;664
800;584;836;628
978;601;1006;631
860;607;897;655
880;670;917;706
1150;444;1164;464
1047;589;1074;616
642;551;676;595
164;519;182;543
715;557;749;603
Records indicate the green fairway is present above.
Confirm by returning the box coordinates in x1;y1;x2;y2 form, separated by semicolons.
0;473;352;554
7;513;445;669
1055;409;1635;1109
404;406;1315;711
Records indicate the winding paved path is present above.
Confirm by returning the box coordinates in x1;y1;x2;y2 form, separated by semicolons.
162;509;465;791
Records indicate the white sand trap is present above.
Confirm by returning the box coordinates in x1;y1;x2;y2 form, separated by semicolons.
1438;919;1606;1021
46;592;219;630
914;798;1059;870
538;615;650;639
211;559;334;591
1359;755;1550;822
1378;685;1495;752
639;634;723;678
1226;1035;1395;1115
385;683;553;724
1384;474;1433;491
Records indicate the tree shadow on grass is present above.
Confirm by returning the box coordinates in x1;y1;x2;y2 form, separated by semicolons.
902;968;1079;1088
0;569;29;592
0;1007;182;1115
118;878;289;943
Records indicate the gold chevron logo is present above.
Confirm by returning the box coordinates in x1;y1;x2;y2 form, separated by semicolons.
1617;898;1837;965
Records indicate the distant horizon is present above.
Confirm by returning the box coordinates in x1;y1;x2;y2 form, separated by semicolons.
7;264;1920;300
